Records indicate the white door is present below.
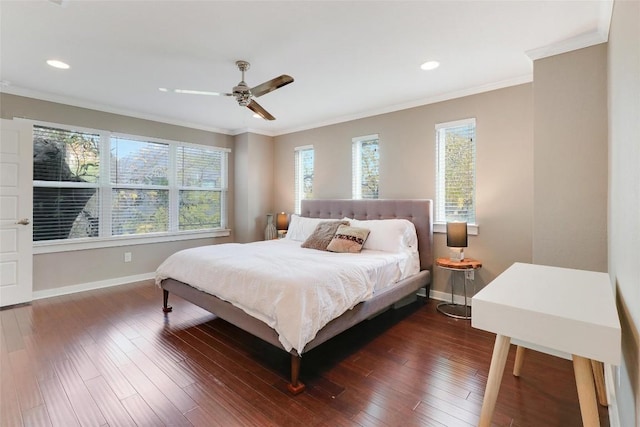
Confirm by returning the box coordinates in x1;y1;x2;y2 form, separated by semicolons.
0;119;33;307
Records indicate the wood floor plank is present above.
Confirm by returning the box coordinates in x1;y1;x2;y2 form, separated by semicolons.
81;343;137;400
12;305;34;338
118;362;192;426
129;335;196;388
182;382;251;427
51;357;107;426
120;393;166;427
38;377;81;427
22;335;57;382
0;282;610;427
8;349;44;412
1;348;24;427
1;308;25;352
124;347;197;414
22;405;52;427
64;343;102;382
84;376;137;427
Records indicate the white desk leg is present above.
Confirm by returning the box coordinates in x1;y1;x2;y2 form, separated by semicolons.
573;355;600;427
479;334;511;427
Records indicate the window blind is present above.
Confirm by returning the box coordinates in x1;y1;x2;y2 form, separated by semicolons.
435;119;477;224
352;135;379;199
176;145;226;229
33;126;101;241
32;124;230;244
110;137;169;236
294;146;314;214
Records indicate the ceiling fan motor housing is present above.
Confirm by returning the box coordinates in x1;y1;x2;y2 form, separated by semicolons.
233;82;252;106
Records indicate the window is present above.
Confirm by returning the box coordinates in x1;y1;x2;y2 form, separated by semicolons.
352;134;379;199
435;118;476;224
33;126;101;241
33;124;229;245
294;145;314;214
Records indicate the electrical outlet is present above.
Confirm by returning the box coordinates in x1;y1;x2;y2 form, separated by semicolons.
465;269;474;280
124;252;132;263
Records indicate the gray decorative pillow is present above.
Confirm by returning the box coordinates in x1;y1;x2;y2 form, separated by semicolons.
301;221;349;251
327;225;371;253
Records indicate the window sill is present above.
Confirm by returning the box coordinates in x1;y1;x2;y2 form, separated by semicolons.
434;223;479;235
33;229;231;254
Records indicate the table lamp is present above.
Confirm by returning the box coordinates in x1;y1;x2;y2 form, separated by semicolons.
447;221;468;261
276;212;289;238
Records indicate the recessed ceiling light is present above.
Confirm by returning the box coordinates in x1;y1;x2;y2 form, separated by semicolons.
158;87;169;92
46;59;70;69
253;114;263;119
420;60;440;71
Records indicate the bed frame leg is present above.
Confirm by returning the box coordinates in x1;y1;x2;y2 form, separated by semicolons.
162;289;173;313
287;354;305;395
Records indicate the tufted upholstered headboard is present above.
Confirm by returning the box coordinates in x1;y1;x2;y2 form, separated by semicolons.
300;199;433;272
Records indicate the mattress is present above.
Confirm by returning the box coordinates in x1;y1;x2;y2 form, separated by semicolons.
155;239;419;352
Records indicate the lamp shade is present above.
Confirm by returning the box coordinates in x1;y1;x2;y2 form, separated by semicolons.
446;222;468;248
276;212;289;231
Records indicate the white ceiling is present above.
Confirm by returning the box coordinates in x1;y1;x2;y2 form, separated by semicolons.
0;1;612;136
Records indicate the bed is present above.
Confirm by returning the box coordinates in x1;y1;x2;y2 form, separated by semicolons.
157;199;433;394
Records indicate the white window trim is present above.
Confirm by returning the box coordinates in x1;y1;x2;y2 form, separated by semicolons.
33;229;231;254
434;118;477;231
28;119;231;253
434;223;479;235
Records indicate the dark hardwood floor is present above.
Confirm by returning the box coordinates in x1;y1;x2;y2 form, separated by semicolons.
1;281;609;426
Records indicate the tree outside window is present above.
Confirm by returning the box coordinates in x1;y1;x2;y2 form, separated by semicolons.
32;125;228;243
435;119;476;224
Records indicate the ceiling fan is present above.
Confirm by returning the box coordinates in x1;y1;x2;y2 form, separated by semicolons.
162;60;294;121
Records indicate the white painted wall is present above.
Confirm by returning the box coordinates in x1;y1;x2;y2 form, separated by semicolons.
608;0;640;424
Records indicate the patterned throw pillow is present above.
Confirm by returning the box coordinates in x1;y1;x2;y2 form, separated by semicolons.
300;221;349;251
327;225;371;253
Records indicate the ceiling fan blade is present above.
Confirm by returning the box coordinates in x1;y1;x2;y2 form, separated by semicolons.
250;75;294;98
162;88;232;96
247;100;275;121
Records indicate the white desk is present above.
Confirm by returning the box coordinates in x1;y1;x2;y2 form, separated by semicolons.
472;263;621;427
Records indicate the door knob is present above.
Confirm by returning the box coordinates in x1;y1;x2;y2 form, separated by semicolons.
16;218;30;225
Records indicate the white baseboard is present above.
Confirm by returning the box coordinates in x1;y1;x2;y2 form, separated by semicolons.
424;288;472;306
605;363;621;427
32;272;156;301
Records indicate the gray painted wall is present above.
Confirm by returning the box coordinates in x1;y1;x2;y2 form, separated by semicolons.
532;44;608;272
273;84;535;296
234;132;275;243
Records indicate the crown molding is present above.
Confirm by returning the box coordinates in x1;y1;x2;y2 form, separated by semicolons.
0;85;235;136
526;30;608;61
275;74;533;136
526;0;612;61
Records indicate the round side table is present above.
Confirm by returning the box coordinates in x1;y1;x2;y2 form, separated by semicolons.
435;257;482;320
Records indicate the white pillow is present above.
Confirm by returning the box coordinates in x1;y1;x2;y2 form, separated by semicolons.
286;215;339;242
343;218;418;253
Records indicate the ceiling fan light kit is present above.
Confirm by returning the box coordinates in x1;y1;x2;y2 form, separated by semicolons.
166;60;293;121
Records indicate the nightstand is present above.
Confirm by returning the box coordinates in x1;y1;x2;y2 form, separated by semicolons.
435;257;482;319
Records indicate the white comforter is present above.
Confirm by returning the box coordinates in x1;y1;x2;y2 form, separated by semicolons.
155;239;418;353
